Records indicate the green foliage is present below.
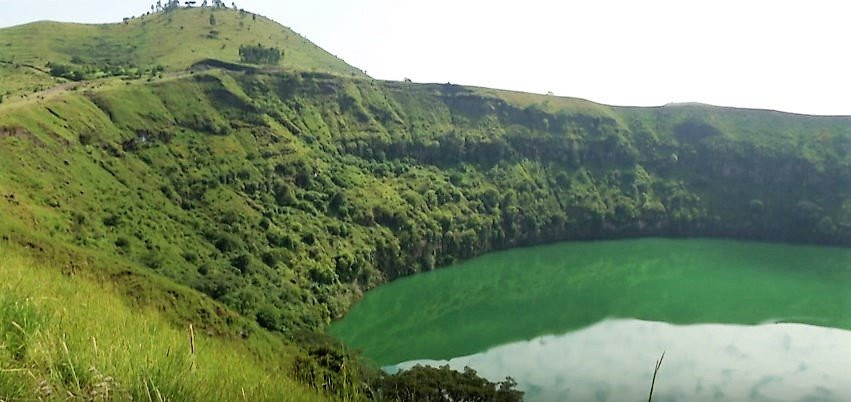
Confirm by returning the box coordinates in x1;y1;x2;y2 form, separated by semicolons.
0;246;330;401
373;365;523;402
239;43;282;65
673;117;722;143
291;342;370;398
0;70;847;340
47;62;85;81
47;60;142;81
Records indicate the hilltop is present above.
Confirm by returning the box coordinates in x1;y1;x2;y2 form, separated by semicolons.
0;7;365;96
0;6;849;401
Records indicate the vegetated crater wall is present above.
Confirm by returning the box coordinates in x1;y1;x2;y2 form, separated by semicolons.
0;71;847;333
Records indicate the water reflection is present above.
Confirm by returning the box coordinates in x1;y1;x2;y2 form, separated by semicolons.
389;319;851;402
331;239;851;366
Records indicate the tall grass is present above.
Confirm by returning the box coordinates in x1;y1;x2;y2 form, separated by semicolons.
0;246;331;401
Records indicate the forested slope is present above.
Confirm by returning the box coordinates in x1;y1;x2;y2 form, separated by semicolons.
1;69;847;334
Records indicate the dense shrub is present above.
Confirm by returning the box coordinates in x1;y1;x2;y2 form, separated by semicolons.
373;365;523;402
239;44;282;65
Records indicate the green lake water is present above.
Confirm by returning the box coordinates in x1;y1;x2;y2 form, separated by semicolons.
330;238;851;401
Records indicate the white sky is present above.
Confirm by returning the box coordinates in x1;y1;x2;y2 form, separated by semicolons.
2;0;850;115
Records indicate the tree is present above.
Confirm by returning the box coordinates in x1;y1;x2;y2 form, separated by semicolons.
239;44;282;65
209;13;216;26
373;365;524;402
47;62;85;81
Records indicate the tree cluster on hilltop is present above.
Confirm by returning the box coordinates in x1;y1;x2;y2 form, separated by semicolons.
151;0;234;13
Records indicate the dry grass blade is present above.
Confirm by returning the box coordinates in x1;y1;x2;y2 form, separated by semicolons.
188;324;196;372
648;351;665;402
61;340;81;394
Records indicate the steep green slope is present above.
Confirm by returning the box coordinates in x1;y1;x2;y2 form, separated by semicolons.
0;244;334;401
0;70;847;337
0;8;365;97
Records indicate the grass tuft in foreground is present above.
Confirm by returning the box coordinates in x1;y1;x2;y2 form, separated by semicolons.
0;245;331;401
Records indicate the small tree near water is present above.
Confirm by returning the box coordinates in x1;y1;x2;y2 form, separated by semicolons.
373;365;524;402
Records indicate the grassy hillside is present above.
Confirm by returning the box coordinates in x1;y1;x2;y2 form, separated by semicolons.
0;7;365;98
0;242;338;401
0;62;63;98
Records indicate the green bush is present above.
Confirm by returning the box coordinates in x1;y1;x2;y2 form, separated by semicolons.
373;365;523;402
47;62;86;81
239;44;282;65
